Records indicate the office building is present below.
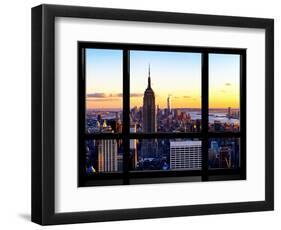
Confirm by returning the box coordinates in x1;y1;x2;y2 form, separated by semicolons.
170;140;202;169
97;139;118;172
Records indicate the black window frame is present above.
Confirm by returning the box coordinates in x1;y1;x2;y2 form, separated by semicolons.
78;41;246;187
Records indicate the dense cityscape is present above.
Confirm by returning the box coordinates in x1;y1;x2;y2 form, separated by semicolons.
85;67;240;174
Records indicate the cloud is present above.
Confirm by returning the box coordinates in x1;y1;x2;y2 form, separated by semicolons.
225;82;232;86
87;92;143;98
107;93;121;97
130;93;143;97
86;98;120;102
87;93;107;98
87;93;122;98
183;96;196;101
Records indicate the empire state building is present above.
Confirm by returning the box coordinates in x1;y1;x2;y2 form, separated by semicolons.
142;65;156;133
142;65;157;158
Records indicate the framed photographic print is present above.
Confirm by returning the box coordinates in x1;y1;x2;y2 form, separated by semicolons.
31;4;274;225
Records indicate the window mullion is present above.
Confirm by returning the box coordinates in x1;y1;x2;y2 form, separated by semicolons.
202;52;209;181
123;49;130;184
240;51;247;179
79;46;86;185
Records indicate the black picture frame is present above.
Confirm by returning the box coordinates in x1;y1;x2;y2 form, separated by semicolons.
31;4;274;225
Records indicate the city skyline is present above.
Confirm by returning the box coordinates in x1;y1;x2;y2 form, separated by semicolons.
85;48;241;174
86;48;240;110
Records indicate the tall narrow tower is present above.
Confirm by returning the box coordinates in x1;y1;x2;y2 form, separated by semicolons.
167;95;172;114
142;65;156;133
141;65;157;158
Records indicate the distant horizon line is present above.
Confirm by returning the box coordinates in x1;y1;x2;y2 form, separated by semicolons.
86;107;240;111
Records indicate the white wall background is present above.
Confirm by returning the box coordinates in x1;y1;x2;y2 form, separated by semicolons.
0;0;279;229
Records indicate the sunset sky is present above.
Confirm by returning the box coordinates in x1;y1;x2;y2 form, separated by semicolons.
209;53;240;109
86;49;240;110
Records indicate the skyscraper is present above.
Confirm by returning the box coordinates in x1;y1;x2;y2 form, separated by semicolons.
219;146;231;168
227;107;231;118
130;123;138;168
170;140;202;169
167;95;172;114
97;139;118;172
141;65;157;158
142;65;156;133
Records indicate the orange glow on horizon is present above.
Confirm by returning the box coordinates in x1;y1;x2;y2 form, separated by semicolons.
86;93;239;109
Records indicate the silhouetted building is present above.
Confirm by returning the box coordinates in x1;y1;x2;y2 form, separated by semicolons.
227;107;231;119
167;95;172;114
141;65;157;158
214;120;222;132
196;119;201;132
142;65;156;133
219;146;231;168
174;108;181;118
115;112;122;132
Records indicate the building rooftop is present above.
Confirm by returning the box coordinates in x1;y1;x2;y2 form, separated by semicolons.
170;140;201;147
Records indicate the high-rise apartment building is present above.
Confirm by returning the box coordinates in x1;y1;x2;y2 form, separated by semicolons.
97;139;118;172
170;140;202;169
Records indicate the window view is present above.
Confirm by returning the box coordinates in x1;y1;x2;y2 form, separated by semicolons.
208;138;240;169
85;139;123;174
80;43;245;186
130;138;201;171
130;51;202;133
209;54;240;132
85;49;123;134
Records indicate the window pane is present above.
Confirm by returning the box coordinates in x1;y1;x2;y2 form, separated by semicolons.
85;139;123;174
85;49;123;134
209;54;240;132
130;138;202;171
208;138;240;169
130;51;202;133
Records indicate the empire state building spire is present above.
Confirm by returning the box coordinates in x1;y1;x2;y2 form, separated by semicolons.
148;64;151;88
143;64;156;133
